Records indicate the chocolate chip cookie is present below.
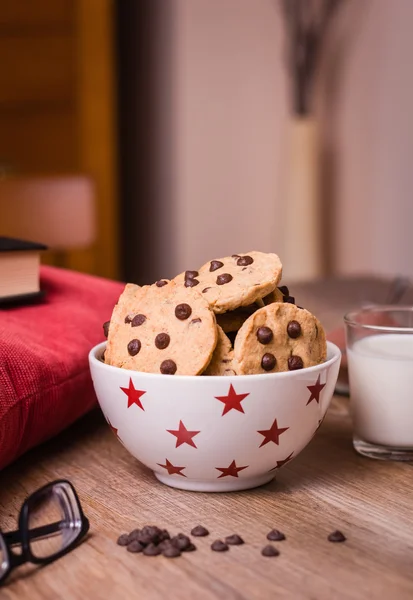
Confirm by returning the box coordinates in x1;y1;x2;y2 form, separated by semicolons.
174;251;282;314
233;302;326;374
203;325;236;376
105;280;218;375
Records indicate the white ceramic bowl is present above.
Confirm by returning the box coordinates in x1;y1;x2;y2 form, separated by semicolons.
89;342;341;492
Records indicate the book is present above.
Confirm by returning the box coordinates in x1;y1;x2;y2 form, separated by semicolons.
0;237;47;304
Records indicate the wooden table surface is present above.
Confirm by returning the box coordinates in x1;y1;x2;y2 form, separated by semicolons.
0;397;412;600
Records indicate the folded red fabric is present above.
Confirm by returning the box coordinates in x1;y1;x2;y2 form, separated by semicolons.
0;266;123;470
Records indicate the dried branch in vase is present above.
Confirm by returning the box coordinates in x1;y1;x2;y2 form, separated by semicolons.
280;0;343;115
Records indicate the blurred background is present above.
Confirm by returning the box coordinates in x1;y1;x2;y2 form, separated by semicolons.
1;0;412;285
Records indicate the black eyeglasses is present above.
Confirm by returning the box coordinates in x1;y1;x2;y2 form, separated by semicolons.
0;479;89;585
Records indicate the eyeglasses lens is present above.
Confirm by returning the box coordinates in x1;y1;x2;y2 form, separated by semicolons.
0;535;8;579
28;482;83;559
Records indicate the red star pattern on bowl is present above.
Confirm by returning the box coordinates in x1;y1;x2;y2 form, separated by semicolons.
120;378;146;410
306;375;326;406
167;420;200;448
157;459;187;477
257;418;289;447
216;460;248;479
215;384;249;416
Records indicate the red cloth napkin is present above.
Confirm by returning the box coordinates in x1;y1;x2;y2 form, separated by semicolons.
0;266;123;470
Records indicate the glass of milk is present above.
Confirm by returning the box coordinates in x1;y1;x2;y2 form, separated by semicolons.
345;306;413;461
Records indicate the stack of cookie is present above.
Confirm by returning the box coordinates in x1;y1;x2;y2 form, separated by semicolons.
104;251;326;376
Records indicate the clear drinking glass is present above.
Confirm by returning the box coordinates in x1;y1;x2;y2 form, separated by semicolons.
344;306;413;461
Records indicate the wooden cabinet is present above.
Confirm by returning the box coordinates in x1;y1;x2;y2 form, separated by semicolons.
0;0;119;280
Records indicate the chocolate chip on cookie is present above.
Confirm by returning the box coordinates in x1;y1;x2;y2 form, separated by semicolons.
185;270;199;279
175;303;192;320
210;260;224;272
185;278;200;288
128;339;141;356
288;355;304;370
256;326;273;345
160;359;177;375
155;280;168;287
132;314;146;327
287;320;301;339
124;314;134;324
216;273;233;285
236;255;253;266
261;353;276;371
155;333;170;349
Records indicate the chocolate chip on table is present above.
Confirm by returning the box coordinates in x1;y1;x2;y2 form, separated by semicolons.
183;543;197;552
175;303;192;320
210;260;224;272
216;273;233;285
155;280;168;287
127;339;141;356
261;545;280;557
117;533;130;546
171;534;191;550
132;314;146;327
287;320;302;339
225;534;244;546
266;529;286;541
103;321;110;338
143;543;161;556
261;353;277;371
278;285;289;296
160;359;177;375
128;528;141;541
256;326;273;345
284;296;295;304
160;529;170;541
190;318;201;324
162;545;181;558
191;525;209;537
236;255;253;267
328;530;346;543
211;540;229;552
185;278;200;288
185;270;199;279
127;541;144;553
155;333;170;349
288;355;304;370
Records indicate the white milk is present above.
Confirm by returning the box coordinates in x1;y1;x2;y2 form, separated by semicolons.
347;333;413;448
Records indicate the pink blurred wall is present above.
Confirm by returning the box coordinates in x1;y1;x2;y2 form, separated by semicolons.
157;0;413;278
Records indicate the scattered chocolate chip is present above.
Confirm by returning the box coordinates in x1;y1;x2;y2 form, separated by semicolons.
155;332;170;349
124;314;134;324
160;359;177;375
117;533;130;546
266;529;286;541
185;278;200;287
202;287;211;293
183;543;197;552
132;314;146;327
136;532;154;546
287;320;301;339
143;543;161;556
256;326;273;344
210;260;224;272
190;318;201;324
175;303;192;320
328;530;346;543
162;545;181;558
127;540;144;553
191;525;209;537
128;339;141;356
137;526;162;545
160;529;170;541
103;321;110;338
225;534;244;546
172;534;191;551
236;255;253;266
155;280;168;287
217;273;233;285
185;270;199;279
211;540;229;552
284;296;295;304
288;355;304;370
261;545;280;557
261;353;277;371
278;285;289;296
128;529;141;541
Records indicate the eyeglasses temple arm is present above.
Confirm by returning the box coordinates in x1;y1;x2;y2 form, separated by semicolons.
3;521;63;545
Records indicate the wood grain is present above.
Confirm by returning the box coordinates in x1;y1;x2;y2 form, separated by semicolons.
0;398;412;600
